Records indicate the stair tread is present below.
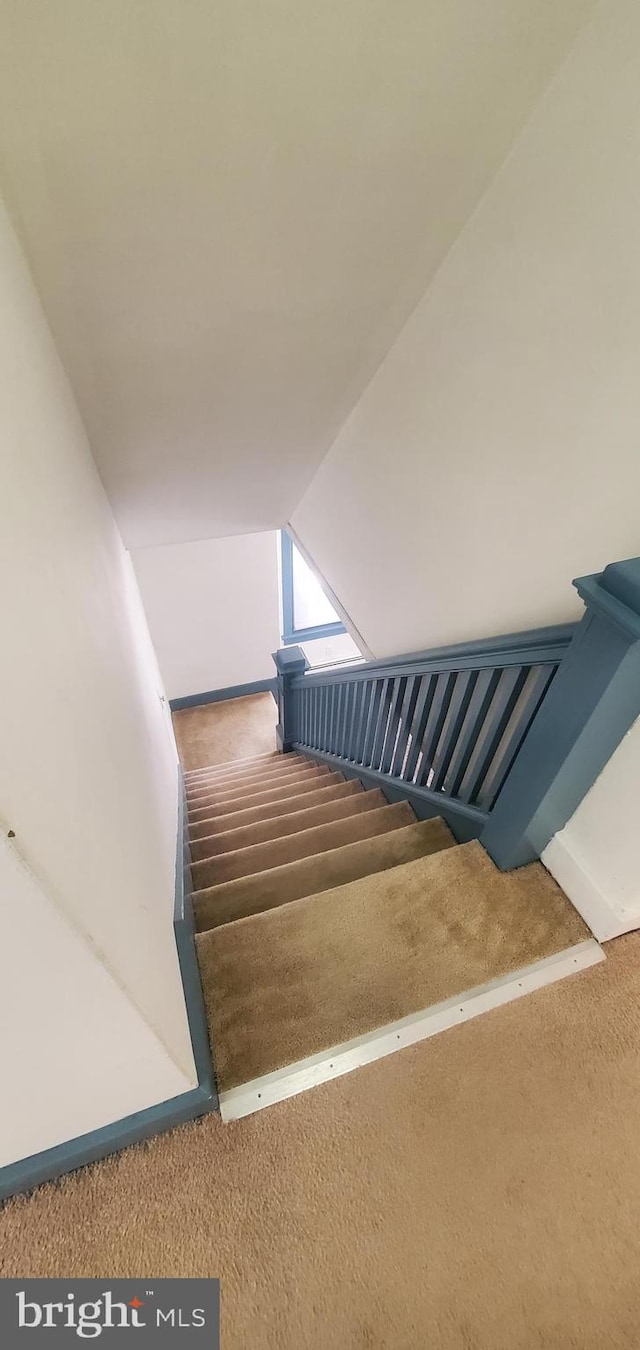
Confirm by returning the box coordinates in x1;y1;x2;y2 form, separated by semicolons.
186;756;317;796
193;816;455;930
184;751;282;780
189;788;389;859
191;800;414;891
185;754;305;792
196;841;592;1092
187;765;331;809
188;780;362;839
188;769;346;821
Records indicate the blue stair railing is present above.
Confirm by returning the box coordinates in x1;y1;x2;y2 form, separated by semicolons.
274;626;575;844
274;557;640;868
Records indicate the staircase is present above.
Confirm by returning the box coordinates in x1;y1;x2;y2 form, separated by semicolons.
185;747;601;1121
187;751;454;926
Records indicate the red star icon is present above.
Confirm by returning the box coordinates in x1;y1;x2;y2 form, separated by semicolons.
128;1297;145;1309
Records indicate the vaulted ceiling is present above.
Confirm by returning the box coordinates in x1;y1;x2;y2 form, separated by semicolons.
0;0;594;548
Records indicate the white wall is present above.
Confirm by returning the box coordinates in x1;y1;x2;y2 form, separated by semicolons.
0;194;196;1166
0;838;193;1168
0;0;594;550
132;533;281;701
292;0;640;659
543;719;640;942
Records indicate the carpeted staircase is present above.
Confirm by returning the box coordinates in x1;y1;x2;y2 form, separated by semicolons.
185;749;599;1118
187;752;453;925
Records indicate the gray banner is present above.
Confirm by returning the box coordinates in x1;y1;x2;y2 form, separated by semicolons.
0;1279;219;1345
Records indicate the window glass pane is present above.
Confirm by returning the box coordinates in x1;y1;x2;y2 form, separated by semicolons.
292;542;339;630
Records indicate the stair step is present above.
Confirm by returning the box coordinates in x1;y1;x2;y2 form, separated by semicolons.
184;751;284;782
191;801;414;891
187;765;331;810
193;816;455;930
188;779;363;840
185;757;318;801
196;841;593;1096
188;769;347;823
185;753;304;793
189;788;389;860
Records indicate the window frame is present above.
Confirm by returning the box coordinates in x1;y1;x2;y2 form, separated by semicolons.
280;530;346;646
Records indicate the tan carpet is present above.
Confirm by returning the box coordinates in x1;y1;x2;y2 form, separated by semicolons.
188;779;362;840
172;692;277;770
193;816;455;929
198;841;589;1090
188;789;390;860
185;751;281;782
190;801;419;892
186;761;324;803
2;935;639;1350
185;750;305;782
188;769;343;822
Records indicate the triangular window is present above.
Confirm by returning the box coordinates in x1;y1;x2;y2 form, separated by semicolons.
280;530;346;645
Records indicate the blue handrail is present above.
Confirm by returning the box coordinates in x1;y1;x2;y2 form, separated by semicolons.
293;623;576;686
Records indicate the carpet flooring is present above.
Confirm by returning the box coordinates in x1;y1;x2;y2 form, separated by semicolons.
172;692;277;770
197;840;589;1090
1;700;617;1346
1;934;638;1349
188;788;392;860
192;816;453;930
190;800;420;890
189;779;362;840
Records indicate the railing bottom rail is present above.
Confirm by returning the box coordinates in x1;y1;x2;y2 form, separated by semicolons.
295;744;489;844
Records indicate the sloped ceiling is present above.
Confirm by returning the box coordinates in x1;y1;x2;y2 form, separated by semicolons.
0;0;594;548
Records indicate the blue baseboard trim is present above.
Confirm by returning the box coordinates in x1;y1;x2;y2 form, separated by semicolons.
175;770;218;1106
0;771;217;1205
0;1083;214;1205
296;745;488;844
170;678;277;711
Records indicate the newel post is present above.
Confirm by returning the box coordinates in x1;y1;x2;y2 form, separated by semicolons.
272;646;308;753
482;557;640;869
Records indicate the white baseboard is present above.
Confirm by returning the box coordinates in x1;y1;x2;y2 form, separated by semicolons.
542;835;640;942
219;939;603;1121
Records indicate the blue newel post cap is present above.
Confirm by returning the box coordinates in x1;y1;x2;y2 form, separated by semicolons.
573;557;640;641
272;646;308;675
599;557;640;614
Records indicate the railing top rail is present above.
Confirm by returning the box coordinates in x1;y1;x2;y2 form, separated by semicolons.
291;622;577;689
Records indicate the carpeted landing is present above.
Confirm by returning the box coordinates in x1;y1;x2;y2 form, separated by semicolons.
186;749;595;1104
173;691;277;770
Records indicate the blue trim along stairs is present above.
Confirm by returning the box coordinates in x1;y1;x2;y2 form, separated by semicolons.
170;677;277;712
0;769;217;1204
298;744;487;844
